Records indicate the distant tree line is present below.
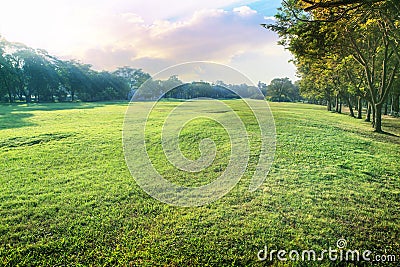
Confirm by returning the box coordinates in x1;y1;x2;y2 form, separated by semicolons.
0;37;274;103
114;75;266;100
166;81;239;99
0;37;151;103
0;37;307;105
267;0;400;132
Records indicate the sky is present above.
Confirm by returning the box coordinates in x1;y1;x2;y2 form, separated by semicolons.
0;0;297;84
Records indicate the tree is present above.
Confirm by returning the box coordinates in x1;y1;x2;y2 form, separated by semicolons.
0;44;18;102
114;67;151;99
390;76;400;116
267;78;297;102
59;60;93;101
258;81;268;96
162;75;184;98
114;67;150;89
344;18;399;131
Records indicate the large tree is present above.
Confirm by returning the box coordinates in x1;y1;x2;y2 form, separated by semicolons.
0;44;18;102
267;77;298;102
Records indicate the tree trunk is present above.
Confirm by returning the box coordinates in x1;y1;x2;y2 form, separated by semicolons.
391;93;399;116
384;100;388;115
339;99;342;114
26;89;32;103
327;98;332;111
374;104;383;133
335;94;339;112
18;91;23;101
347;97;354;117
365;103;371;122
3;79;13;103
357;97;362;119
7;90;13;103
371;104;376;128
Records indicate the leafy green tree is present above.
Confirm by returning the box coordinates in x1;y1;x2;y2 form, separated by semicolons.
267;0;400;132
344;18;399;131
390;76;400;116
0;44;18;102
113;67;151;100
113;67;150;89
58;60;93;101
267;77;297;102
258;81;268;96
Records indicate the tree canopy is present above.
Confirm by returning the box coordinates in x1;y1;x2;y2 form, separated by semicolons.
0;37;150;103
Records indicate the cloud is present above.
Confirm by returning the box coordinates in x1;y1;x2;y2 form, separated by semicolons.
71;5;295;83
121;13;145;24
233;6;258;15
263;16;277;21
83;47;139;70
230;48;297;84
0;1;296;83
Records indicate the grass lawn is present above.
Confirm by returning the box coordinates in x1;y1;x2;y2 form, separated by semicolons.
0;101;399;266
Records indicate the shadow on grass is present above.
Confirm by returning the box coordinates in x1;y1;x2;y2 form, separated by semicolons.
0;112;35;130
0;101;127;130
0;101;124;112
328;107;400;145
350;122;400;145
380;131;399;138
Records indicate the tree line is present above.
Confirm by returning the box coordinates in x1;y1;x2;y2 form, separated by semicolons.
0;37;273;103
267;0;400;132
131;75;266;100
0;37;151;103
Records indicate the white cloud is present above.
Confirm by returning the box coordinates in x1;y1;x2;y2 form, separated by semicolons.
121;13;145;24
263;16;277;21
233;6;257;15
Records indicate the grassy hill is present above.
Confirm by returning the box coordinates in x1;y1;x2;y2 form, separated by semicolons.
0;101;399;266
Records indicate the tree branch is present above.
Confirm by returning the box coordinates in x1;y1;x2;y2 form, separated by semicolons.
301;0;384;12
282;0;365;23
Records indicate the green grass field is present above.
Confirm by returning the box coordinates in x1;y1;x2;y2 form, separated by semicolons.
0;101;399;266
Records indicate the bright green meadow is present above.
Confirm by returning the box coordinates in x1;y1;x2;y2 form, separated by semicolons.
0;101;399;266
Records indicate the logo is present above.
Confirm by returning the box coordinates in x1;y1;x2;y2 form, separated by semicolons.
123;61;276;206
